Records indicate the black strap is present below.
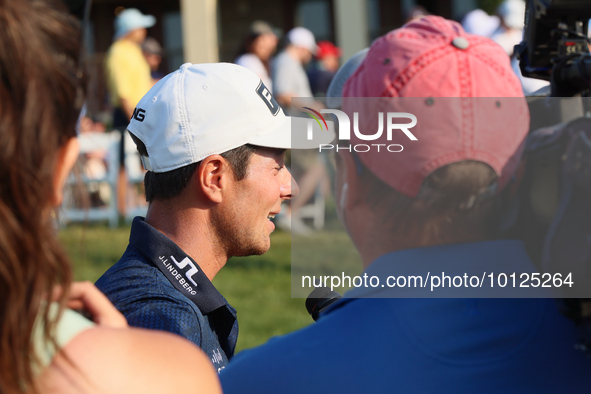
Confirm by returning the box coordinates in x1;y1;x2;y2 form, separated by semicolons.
129;218;227;314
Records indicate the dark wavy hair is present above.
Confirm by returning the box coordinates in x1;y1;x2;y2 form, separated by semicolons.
0;0;82;392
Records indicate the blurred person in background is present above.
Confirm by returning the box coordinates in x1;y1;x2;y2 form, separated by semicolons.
492;0;549;95
461;8;500;37
142;37;164;84
235;21;278;91
78;116;110;207
307;40;341;97
405;5;429;23
272;27;318;112
220;16;591;393
271;27;324;234
491;0;525;55
288;42;340;234
0;0;221;393
105;8;155;217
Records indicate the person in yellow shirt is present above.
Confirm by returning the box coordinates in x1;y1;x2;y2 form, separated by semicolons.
105;8;155;216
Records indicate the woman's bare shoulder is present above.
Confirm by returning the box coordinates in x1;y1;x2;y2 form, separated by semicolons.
37;326;221;394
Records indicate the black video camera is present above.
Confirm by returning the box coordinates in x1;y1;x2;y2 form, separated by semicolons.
514;0;591;352
516;0;591;97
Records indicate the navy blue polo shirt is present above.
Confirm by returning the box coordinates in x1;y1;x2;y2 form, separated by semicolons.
96;217;238;372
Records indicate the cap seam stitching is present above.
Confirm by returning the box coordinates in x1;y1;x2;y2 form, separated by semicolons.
382;45;454;97
177;67;194;164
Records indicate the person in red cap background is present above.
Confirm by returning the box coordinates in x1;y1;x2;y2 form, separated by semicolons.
219;16;591;393
308;40;342;97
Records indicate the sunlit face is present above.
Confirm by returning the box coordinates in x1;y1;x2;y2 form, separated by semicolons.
126;27;147;44
252;33;278;61
144;53;161;70
301;47;313;64
321;55;339;72
214;148;298;256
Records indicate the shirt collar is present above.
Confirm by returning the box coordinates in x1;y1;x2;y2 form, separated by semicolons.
129;217;228;314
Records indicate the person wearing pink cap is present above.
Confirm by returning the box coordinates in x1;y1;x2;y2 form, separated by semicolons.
220;16;591;393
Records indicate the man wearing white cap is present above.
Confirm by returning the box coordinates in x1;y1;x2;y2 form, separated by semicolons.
272;27;318;110
105;8;156;216
96;63;333;372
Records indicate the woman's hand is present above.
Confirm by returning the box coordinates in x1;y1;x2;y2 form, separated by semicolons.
55;281;128;328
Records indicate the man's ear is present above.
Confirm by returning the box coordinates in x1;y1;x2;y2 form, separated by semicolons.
198;155;232;203
52;137;79;207
337;150;364;210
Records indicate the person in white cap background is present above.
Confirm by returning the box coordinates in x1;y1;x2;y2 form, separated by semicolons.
105;7;156;217
96;62;333;372
272;27;318;112
269;26;325;234
461;8;500;38
220;16;591;393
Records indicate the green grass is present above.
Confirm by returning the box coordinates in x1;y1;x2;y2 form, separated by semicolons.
59;225;317;352
59;224;131;282
213;232;312;350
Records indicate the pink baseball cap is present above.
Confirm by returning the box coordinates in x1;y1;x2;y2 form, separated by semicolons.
342;16;529;197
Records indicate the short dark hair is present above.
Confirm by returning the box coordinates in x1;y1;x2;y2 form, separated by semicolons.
129;133;257;203
359;158;510;240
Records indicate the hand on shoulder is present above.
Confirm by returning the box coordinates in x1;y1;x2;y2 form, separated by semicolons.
55;281;128;328
42;282;220;394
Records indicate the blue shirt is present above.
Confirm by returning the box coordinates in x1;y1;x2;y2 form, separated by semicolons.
96;217;238;372
221;241;591;393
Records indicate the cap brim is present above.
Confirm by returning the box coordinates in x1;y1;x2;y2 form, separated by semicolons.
141;15;157;29
249;115;335;150
326;48;369;108
114;15;156;39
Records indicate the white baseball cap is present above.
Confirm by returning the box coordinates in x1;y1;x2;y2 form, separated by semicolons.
114;8;156;39
287;27;318;53
461;9;500;37
128;62;333;173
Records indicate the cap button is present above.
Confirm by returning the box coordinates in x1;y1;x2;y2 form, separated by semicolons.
451;37;469;50
180;62;193;70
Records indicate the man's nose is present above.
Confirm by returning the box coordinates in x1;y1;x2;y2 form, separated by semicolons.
281;168;299;200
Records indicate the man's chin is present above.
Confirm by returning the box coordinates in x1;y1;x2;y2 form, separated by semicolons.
232;240;271;257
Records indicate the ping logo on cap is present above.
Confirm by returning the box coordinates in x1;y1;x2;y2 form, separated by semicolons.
132;107;146;122
256;81;280;116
